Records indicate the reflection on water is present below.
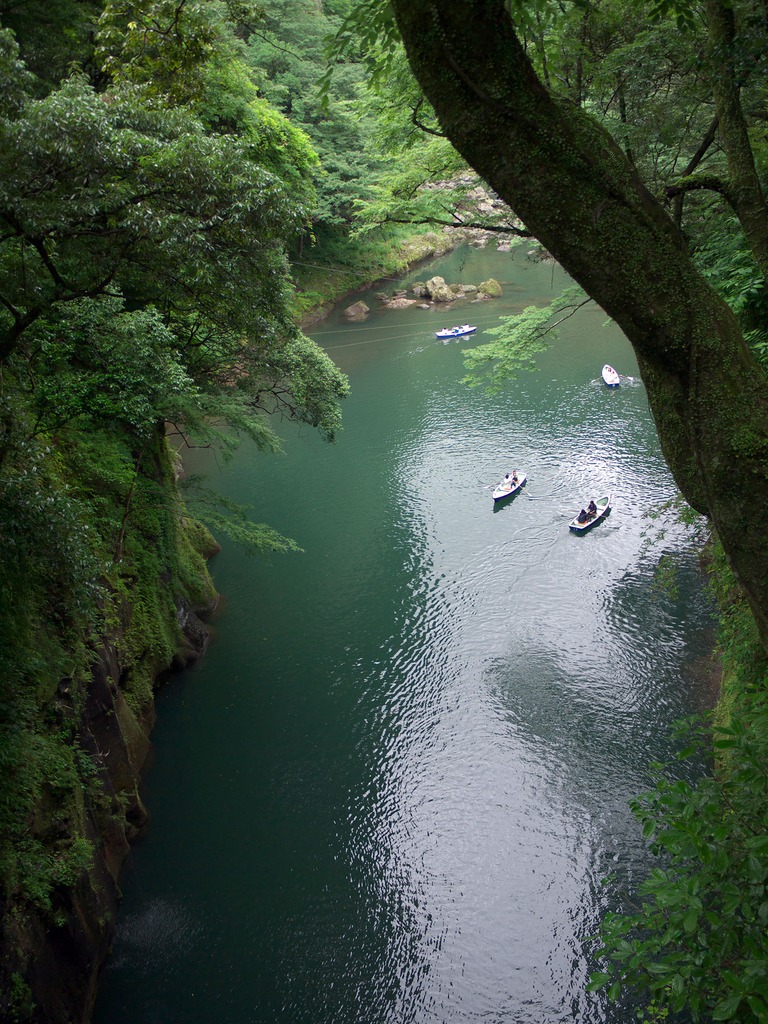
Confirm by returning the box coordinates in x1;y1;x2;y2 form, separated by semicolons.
94;246;714;1024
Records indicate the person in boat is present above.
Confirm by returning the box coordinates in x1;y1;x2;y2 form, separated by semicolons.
587;499;597;518
502;473;513;490
577;508;589;523
511;469;519;485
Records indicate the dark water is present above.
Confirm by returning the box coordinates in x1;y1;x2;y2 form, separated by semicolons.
94;245;714;1024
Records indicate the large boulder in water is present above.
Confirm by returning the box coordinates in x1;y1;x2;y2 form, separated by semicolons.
425;276;456;302
479;278;502;297
343;301;369;319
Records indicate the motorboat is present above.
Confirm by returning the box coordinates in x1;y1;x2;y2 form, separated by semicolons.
436;323;477;339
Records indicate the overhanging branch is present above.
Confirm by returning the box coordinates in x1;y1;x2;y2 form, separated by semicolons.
378;214;532;237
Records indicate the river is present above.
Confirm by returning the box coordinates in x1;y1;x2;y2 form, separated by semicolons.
93;244;715;1024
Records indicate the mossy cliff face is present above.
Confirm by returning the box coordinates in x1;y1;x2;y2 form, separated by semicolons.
0;429;219;1024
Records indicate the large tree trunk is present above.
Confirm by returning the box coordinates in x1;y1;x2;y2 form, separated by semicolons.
391;0;768;649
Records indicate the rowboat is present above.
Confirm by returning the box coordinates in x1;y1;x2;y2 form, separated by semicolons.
492;471;527;502
602;364;620;386
436;323;477;339
569;494;612;531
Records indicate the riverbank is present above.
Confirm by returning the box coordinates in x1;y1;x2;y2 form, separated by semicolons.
294;224;511;327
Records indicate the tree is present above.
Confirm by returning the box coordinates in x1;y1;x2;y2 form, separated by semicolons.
0;0;102;86
381;0;768;655
0;3;348;439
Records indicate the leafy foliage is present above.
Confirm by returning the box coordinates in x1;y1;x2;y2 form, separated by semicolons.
320;0;400;96
592;697;768;1021
244;0;387;228
96;0;259;104
239;0;449;310
26;299;192;436
182;481;302;555
693;211;768;368
0;0;101;87
462;287;588;391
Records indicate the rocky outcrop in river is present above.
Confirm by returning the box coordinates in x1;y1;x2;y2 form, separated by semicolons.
343;274;502;319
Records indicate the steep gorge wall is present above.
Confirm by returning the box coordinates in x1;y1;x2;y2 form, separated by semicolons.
0;435;219;1024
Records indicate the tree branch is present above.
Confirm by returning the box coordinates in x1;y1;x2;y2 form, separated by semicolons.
378;214;532;237
669;114;720;226
665;173;732;200
411;98;445;138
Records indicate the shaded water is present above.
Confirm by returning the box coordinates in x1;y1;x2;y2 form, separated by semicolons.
94;245;714;1024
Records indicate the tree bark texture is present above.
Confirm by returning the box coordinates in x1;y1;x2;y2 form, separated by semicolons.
391;0;768;649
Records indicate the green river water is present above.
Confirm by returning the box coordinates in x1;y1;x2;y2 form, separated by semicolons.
93;244;715;1024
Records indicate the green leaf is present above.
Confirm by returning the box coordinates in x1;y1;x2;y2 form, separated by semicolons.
712;993;742;1020
682;909;699;933
587;971;612;991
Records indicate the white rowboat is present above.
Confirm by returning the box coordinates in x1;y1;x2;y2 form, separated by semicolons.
569;494;612;532
492;472;527;502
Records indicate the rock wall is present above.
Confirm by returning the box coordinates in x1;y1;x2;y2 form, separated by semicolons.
0;435;219;1024
0;593;214;1024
